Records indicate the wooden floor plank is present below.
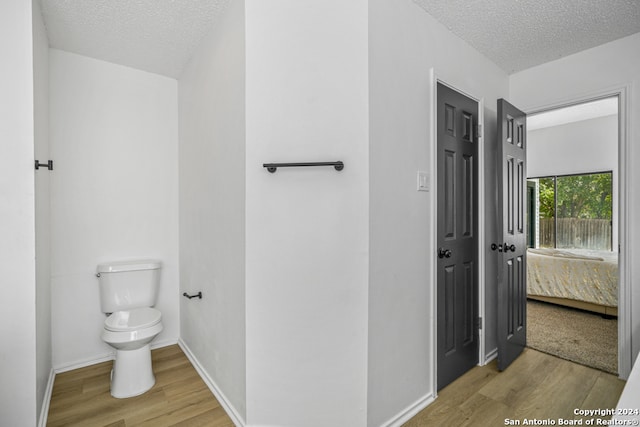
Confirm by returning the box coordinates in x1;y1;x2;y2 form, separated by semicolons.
515;357;600;421
457;393;513;427
478;348;560;408
127;387;219;426
170;406;236;427
580;372;626;410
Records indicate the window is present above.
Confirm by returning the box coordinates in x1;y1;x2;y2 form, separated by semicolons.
528;172;612;250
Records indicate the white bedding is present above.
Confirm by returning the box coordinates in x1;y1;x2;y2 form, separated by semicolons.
526;248;618;308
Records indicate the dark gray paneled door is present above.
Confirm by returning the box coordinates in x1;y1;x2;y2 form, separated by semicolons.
437;83;479;390
496;98;527;371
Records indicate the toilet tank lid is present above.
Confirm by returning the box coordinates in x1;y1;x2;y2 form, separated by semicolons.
97;259;162;273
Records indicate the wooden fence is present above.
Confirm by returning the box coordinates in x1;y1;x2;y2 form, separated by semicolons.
538;218;612;250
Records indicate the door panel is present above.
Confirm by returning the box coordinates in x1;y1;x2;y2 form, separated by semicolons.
496;98;527;371
437;83;479;390
462;261;474;345
444;265;456;354
444;150;456;239
463;154;473;237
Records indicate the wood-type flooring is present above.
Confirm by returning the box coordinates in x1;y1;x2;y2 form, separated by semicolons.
47;345;625;427
47;345;234;427
403;347;625;427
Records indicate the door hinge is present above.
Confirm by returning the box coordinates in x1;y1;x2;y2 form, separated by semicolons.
477;316;482;330
475;124;482;140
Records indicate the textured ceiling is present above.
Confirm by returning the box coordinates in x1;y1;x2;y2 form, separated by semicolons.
40;0;228;78
413;0;640;74
40;0;640;78
528;97;618;131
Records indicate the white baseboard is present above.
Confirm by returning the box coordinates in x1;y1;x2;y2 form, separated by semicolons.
53;339;178;373
379;393;436;427
151;339;179;351
54;351;115;373
37;368;56;427
483;347;498;365
178;338;246;427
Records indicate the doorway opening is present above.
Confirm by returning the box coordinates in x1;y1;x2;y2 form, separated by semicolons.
525;96;620;374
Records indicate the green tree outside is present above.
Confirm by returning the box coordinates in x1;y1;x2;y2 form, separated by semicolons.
537;172;612;220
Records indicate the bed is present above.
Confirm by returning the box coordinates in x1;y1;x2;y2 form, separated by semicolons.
526;248;618;316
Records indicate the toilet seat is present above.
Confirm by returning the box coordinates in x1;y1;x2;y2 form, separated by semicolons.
104;307;161;332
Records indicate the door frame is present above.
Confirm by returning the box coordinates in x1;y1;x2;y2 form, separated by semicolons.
429;69;487;395
522;86;631;379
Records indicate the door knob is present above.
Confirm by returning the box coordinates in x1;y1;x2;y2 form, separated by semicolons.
438;248;452;259
491;243;503;252
503;243;516;252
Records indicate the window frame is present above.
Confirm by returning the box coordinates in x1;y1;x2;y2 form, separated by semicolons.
527;170;613;250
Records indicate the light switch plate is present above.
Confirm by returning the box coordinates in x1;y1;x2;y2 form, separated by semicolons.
417;171;429;192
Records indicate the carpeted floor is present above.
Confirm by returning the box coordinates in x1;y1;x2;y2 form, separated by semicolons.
526;299;618;374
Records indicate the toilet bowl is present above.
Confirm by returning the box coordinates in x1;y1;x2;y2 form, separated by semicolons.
101;307;163;398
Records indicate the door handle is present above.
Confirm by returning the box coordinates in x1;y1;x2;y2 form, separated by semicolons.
491;243;516;253
438;248;452;259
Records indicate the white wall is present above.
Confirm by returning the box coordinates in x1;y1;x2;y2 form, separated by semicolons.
368;0;509;425
49;49;180;369
33;0;52;421
0;1;37;425
510;32;640;375
245;1;370;425
528;115;618;177
178;0;246;422
528;115;619;249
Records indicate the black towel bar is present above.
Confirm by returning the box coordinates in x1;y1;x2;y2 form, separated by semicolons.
263;161;344;173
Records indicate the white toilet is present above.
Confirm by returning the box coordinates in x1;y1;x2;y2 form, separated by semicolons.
96;259;163;398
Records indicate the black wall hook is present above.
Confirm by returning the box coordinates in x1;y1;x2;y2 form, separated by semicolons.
183;291;203;300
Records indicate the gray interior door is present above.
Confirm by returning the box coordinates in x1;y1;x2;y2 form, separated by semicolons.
437;83;479;390
495;98;527;371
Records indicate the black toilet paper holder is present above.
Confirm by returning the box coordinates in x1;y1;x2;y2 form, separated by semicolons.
182;291;202;300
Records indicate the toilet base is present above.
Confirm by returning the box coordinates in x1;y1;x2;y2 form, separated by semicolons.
110;344;155;398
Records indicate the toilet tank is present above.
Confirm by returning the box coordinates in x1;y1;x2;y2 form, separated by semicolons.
96;260;162;313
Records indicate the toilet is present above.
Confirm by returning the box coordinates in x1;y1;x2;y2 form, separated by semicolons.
96;259;163;398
